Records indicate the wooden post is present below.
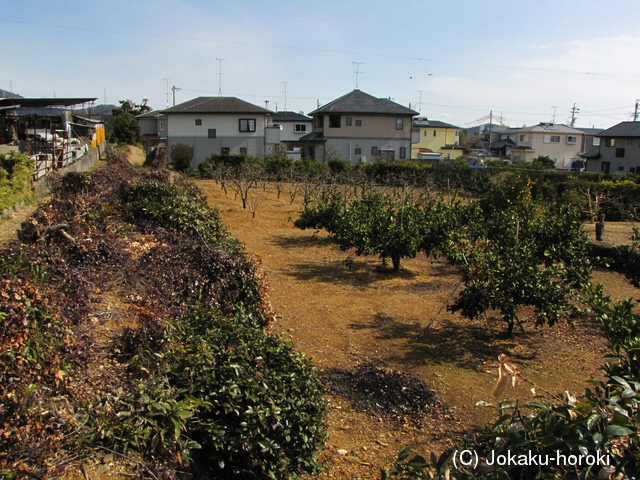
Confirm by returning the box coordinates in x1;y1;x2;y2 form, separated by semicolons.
595;213;605;241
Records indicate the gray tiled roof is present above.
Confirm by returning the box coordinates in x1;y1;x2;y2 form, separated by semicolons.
136;109;165;118
596;121;640;138
580;147;601;159
272;111;312;122
162;97;272;114
309;89;418;116
414;119;459;129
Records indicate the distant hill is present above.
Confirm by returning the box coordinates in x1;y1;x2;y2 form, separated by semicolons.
85;104;117;115
0;89;23;99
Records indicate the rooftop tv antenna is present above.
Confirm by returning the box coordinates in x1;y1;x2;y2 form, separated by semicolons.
551;105;558;123
163;78;170;107
353;62;364;89
216;58;225;96
282;81;289;110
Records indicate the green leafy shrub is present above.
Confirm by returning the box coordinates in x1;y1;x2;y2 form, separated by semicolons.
589;243;640;287
0;152;35;212
101;308;327;479
163;309;327;479
111;112;140;145
122;180;239;251
169;142;194;172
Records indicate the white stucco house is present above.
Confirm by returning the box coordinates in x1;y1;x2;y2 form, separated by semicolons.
161;96;280;166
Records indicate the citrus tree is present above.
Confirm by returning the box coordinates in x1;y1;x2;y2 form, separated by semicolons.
295;188;426;272
446;176;592;336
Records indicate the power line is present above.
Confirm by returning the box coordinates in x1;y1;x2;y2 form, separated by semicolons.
3;17;640;79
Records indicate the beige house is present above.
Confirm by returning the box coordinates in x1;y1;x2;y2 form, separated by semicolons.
506;123;585;169
301;89;417;163
411;117;464;160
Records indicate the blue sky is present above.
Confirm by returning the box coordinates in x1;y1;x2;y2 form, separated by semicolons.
2;1;640;129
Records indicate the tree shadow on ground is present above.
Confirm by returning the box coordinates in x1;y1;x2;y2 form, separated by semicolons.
270;233;337;249
350;312;521;370
279;259;418;286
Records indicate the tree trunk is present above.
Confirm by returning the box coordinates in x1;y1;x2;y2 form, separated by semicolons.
391;255;401;272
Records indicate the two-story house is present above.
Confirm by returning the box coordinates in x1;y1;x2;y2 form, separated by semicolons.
161;96;279;166
136;110;167;145
506;123;585;169
272;111;313;159
411;117;464;160
588;122;640;174
301;89;418;163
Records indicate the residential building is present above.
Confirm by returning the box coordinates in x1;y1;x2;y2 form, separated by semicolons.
301;89;418;163
272;111;313;159
505;123;585;169
161;97;278;166
136;110;167;144
411;117;464;161
588;122;640;174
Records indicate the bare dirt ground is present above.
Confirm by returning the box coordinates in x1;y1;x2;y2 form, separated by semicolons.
194;179;640;479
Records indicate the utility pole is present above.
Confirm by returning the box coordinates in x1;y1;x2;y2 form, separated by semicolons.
487;110;493;156
171;85;181;106
216;58;225;96
569;103;580;127
551;105;558;123
352;62;364;89
634;99;640;121
418;90;423;115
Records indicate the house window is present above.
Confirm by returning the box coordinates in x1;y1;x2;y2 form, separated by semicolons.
355;119;362;126
424;130;428;137
355;147;361;155
605;138;615;147
601;162;610;174
314;116;324;129
433;130;437;137
399;147;407;159
548;135;561;143
240;147;247;155
294;123;307;133
519;135;528;142
619;166;625;171
593;137;601;146
346;117;353;126
239;118;256;132
195;119;202;126
208;129;217;138
567;136;577;144
329;114;341;128
221;147;230;155
396;118;404;130
616;148;625;157
371;146;379;156
159;121;164;130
